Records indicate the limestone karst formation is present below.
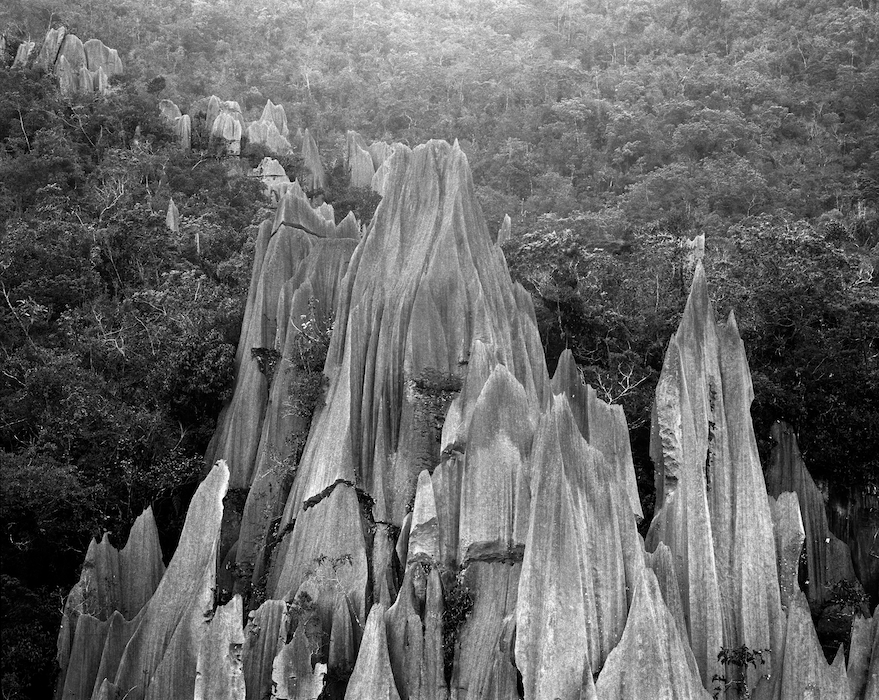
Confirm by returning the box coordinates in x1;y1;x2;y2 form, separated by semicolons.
158;99;192;150
765;420;864;610
247;100;293;155
56;139;876;700
18;27;124;95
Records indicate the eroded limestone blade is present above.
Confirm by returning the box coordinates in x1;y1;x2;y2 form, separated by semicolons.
109;461;229;700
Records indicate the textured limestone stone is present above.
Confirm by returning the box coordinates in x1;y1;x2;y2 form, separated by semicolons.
769;491;806;611
496;214;511;245
453;562;519;700
766;421;859;609
242;600;288;700
59;614;110;700
647;264;783;687
165;198;179;233
385;570;424;700
56;56;77;96
456;364;535;563
372;524;400;607
344;603;400;700
174;114;191;150
408;470;441;566
368;141;395;169
347;131;376;188
207;189;356;496
825;488;879;612
279;140;549;528
646;543;689;640
206;95;222;133
232;232;356;582
193;595;246;700
56;507;165;694
595;569;711;700
847;614;873;699
12;40;35;67
83;38;123;76
301;129;326;192
212;108;243;156
77;66;95;93
550;349;642;520
159;99;182;122
109;462;229;700
419;567;447;700
247;118;293;156
268;483;369;650
89;611;140;700
259;99;290;137
515;396;598;699
58;33;85;70
94;68;109;96
271;622;326;699
251;157;291;201
38;26;67;69
765;587;851;700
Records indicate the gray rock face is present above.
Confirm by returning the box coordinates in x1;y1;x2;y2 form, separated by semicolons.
646;263;783;688
766;421;861;609
56;139;859;700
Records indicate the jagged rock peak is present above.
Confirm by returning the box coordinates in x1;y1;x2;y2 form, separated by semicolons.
301;128;326;192
550;348;643;520
165;198;180;233
347;131;376;188
12;40;35;67
595;569;710;700
766;420;860;609
259;99;290;137
280;139;549;525
646;261;783;689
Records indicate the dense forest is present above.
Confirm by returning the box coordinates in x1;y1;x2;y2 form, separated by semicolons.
1;0;877;697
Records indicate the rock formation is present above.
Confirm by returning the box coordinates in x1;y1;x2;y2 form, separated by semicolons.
211;101;245;156
301;128;326;192
56;139;861;700
165;198;180;233
646;261;784;689
246;99;293;155
251;157;293;202
765;421;861;610
30;27;122;94
346;131;376;188
12;40;35;67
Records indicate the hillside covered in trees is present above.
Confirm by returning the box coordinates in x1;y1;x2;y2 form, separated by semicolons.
1;0;877;698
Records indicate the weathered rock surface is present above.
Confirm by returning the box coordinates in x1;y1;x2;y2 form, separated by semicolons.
56;138;866;700
646;262;783;688
847;613;877;700
770;491;806;612
344;604;400;700
551;349;642;520
247;101;293;155
12;40;35;67
82;39;123;76
165;198;179;232
301;128;326;192
595;569;710;700
193;595;246;700
766;421;860;610
109;462;229;700
279;140;549;529
347;131;376;188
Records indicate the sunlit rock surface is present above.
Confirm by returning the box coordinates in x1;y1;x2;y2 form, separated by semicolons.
646;262;783;688
55;139;862;700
